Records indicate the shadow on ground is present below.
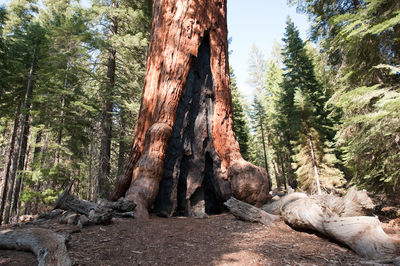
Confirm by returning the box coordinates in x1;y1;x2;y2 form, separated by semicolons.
0;213;363;265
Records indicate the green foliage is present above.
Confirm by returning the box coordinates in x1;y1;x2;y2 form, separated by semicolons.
277;18;344;193
0;0;151;216
292;89;345;193
291;0;400;196
230;67;250;160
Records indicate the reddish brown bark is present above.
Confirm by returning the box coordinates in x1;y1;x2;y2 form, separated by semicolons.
111;0;270;218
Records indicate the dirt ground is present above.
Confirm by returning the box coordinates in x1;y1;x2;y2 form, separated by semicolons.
3;212;396;266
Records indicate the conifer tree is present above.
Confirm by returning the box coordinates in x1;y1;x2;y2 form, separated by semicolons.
291;0;400;195
90;0;151;198
230;67;250;160
279;18;344;193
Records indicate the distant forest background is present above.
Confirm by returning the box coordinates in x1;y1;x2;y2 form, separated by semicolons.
0;0;399;224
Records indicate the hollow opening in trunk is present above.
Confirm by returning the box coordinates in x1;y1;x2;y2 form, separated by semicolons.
154;33;223;217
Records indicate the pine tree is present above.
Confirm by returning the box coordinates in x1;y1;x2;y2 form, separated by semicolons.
90;0;151;198
279;18;344;193
230;67;250;160
0;0;45;224
291;0;400;195
264;47;287;190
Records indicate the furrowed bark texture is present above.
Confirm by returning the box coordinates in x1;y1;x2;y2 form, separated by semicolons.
111;0;269;218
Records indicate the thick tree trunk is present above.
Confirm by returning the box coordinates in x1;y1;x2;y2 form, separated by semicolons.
55;57;70;164
259;115;270;182
111;0;270;218
97;0;118;198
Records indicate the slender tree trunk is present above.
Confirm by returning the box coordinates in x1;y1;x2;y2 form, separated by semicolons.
23;130;40;215
0;121;9;172
278;152;288;190
308;136;322;195
3;45;36;224
0;108;20;224
117;115;127;176
272;159;281;190
111;0;270;218
55;58;71;164
11;113;30;218
259;114;271;188
97;0;118;198
11;115;29;216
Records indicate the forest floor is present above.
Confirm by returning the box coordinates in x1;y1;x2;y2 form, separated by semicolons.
1;212;399;265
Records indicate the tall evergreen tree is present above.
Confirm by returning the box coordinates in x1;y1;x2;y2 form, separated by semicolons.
90;0;151;198
291;0;400;195
230;67;250;160
279;18;344;193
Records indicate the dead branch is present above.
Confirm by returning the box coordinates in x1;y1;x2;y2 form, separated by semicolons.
224;197;279;226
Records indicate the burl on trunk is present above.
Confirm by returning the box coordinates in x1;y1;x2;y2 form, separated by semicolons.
111;0;270;218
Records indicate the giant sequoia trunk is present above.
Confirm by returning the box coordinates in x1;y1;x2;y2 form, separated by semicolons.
111;0;270;218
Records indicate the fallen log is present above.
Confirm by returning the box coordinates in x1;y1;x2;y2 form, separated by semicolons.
0;228;73;266
280;197;325;232
96;197;136;212
323;216;400;260
224;197;279;226
54;192;112;225
279;194;399;260
261;192;308;215
230;191;400;261
53;186;136;225
311;188;375;217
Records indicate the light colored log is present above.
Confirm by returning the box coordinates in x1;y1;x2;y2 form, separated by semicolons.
0;228;72;266
280;195;399;260
323;216;400;260
261;192;308;215
280;197;325;232
224;197;279;226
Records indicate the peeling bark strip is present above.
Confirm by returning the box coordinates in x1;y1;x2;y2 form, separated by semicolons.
111;0;270;218
0;228;72;266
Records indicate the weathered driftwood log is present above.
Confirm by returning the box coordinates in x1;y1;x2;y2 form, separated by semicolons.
261;192;307;215
0;228;72;266
323;216;400;260
311;188;375;217
279;193;399;260
224;197;279;226
280;197;325;232
237;190;399;261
